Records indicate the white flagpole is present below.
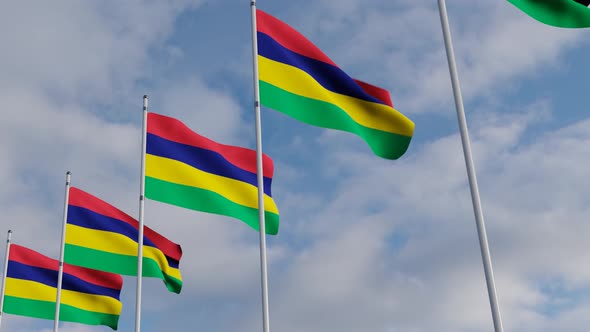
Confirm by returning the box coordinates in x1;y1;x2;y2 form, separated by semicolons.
0;230;13;329
54;171;71;332
249;2;272;332
437;1;504;331
135;95;148;332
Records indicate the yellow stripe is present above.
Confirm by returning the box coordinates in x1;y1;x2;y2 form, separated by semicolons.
65;224;182;280
258;56;414;136
146;154;279;214
5;278;121;315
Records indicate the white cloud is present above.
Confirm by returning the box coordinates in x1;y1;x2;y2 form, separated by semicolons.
234;106;590;332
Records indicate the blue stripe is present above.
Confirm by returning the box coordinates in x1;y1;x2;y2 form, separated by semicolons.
146;133;273;197
66;206;180;269
258;31;385;106
6;261;121;300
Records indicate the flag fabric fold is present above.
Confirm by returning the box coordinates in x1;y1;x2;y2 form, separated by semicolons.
508;0;590;28
64;187;183;293
256;9;415;160
145;112;280;235
3;244;123;330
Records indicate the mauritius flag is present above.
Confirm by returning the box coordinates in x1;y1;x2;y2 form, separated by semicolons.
508;0;590;28
3;244;123;330
256;9;414;160
144;113;280;235
65;187;183;294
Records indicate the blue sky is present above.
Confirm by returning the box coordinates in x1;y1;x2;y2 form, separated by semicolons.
1;1;590;331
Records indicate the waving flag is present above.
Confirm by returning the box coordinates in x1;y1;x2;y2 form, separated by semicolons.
3;244;122;330
508;0;590;28
145;112;280;234
256;9;414;160
64;187;183;293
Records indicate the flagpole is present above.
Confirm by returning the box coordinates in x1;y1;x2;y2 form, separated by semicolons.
54;171;71;332
0;230;13;329
437;1;504;331
135;95;148;332
249;2;271;332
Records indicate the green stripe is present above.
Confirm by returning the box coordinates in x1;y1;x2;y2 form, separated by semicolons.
64;244;182;294
508;0;590;28
145;176;280;235
260;81;412;160
3;296;119;330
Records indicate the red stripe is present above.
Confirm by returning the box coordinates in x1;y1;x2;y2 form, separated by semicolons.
140;227;182;262
9;244;57;271
69;187;136;226
147;112;274;177
68;187;183;261
353;79;393;108
256;9;337;68
9;244;122;289
63;264;122;289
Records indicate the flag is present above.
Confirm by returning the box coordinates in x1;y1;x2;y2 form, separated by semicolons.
145;112;280;235
3;244;122;330
64;187;183;293
508;0;590;28
256;9;415;160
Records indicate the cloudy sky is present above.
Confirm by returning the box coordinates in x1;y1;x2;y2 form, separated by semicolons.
1;0;590;331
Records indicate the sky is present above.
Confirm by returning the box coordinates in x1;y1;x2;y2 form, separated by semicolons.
1;0;590;331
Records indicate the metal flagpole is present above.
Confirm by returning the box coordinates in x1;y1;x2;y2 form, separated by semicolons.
135;95;148;332
249;2;272;332
0;230;13;329
436;1;504;331
54;171;71;332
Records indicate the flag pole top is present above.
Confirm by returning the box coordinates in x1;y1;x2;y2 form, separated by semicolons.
143;95;148;109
